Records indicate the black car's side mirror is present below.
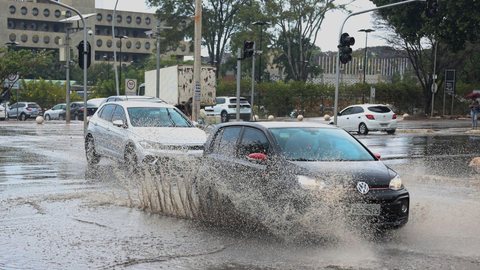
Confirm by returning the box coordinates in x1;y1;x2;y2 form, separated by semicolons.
247;152;268;164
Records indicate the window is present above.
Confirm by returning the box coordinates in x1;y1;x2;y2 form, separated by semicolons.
145;17;151;25
32;35;39;43
8;21;15;29
54;9;61;18
126;40;132;49
20;34;28;43
96;39;102;47
352;106;364;114
99;104;115;121
96;13;102;21
106;40;112;48
9;34;16;42
9;5;16;14
135;41;141;49
112;106;126;122
126;16;132;24
145;42;150;50
126;107;192;127
21;7;27;15
43;36;50;44
211;127;241;156
237;127;270;158
43;8;50;17
52;104;61;110
32;8;39;16
368;106;391;113
215;98;226;104
65;10;72;17
106;14;112;22
340;107;354;116
116;15;122;23
135;16;141;24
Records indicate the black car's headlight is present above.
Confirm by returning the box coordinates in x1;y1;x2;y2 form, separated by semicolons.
297;175;326;191
389;175;403;190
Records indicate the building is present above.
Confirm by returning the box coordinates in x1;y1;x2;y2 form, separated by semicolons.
0;0;191;65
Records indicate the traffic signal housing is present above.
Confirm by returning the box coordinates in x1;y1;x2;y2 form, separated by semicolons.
77;41;92;69
425;0;438;18
243;40;255;59
338;33;355;64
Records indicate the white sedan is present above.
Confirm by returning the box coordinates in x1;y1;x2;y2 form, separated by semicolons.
332;104;397;135
0;104;6;120
85;101;207;173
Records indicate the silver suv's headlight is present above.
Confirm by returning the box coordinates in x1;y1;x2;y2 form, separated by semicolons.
389;175;403;190
297;175;326;190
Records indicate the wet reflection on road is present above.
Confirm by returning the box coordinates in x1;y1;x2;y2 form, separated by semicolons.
0;122;479;269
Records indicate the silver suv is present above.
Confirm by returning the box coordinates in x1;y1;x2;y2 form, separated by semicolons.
7;102;42;121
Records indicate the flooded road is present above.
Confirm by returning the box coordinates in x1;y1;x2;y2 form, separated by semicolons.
1;120;480;269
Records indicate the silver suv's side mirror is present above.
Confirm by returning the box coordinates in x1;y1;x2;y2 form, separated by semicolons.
112;119;127;128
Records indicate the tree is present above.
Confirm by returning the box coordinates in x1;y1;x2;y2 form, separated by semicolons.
0;48;52;102
264;0;338;81
147;0;251;78
370;0;480;113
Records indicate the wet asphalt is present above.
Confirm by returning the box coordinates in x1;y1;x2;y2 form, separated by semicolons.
1;118;480;269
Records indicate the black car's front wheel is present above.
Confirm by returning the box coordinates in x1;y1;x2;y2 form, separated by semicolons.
85;136;100;165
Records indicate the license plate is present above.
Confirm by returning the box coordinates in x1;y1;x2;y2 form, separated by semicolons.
380;123;388;127
350;204;381;216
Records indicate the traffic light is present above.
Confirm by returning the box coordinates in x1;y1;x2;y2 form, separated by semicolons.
425;0;438;18
243;40;255;59
338;33;355;64
77;41;92;69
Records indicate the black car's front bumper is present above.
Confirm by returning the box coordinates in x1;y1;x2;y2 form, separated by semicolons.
349;188;410;228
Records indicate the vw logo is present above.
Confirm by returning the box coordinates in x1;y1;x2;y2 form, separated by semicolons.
356;181;370;194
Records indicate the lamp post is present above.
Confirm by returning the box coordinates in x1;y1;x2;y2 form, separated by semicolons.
115;35;128;94
359;28;374;103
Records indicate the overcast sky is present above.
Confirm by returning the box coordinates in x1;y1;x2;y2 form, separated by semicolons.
95;0;390;52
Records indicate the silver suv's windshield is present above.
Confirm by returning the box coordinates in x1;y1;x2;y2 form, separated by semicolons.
270;127;375;161
127;107;192;127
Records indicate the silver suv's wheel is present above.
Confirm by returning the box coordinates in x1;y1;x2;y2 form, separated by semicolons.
85;136;100;165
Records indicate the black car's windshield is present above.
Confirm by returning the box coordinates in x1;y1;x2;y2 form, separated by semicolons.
127;107;192;127
270;127;375;161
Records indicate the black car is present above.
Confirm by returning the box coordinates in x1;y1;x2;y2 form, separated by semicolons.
195;121;409;232
60;101;98;120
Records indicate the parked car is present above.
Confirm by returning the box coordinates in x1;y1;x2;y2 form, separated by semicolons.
331;104;397;135
7;102;42;121
44;103;67;120
204;96;252;123
100;95;166;106
58;101;98;121
195;121;409;230
85;101;207;173
0;104;6;120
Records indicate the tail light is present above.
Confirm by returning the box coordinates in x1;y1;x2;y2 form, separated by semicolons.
26;108;32;111
365;114;375;120
392;114;397;119
80;107;85;112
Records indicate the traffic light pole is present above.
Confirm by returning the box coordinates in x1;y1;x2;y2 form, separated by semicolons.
236;48;242;121
48;0;88;134
250;42;256;121
333;0;426;125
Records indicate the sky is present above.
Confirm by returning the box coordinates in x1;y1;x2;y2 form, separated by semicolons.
95;0;390;52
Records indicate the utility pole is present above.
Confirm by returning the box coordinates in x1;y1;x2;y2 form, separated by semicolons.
359;28;374;103
192;0;202;121
250;42;256;121
236;48;242;121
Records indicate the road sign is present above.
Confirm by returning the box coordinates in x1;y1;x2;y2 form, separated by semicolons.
125;79;137;95
445;69;455;95
7;73;19;82
431;82;438;93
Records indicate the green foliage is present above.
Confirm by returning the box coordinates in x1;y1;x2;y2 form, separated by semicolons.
217;77;424;117
15;79;81;109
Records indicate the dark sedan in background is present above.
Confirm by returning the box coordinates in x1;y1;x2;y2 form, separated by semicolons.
195;121;409;232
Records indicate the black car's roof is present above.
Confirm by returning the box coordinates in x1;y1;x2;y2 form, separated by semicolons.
216;121;336;130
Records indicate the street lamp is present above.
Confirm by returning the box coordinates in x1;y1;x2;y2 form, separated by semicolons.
252;21;269;82
252;21;269;108
115;35;128;94
359;28;374;103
